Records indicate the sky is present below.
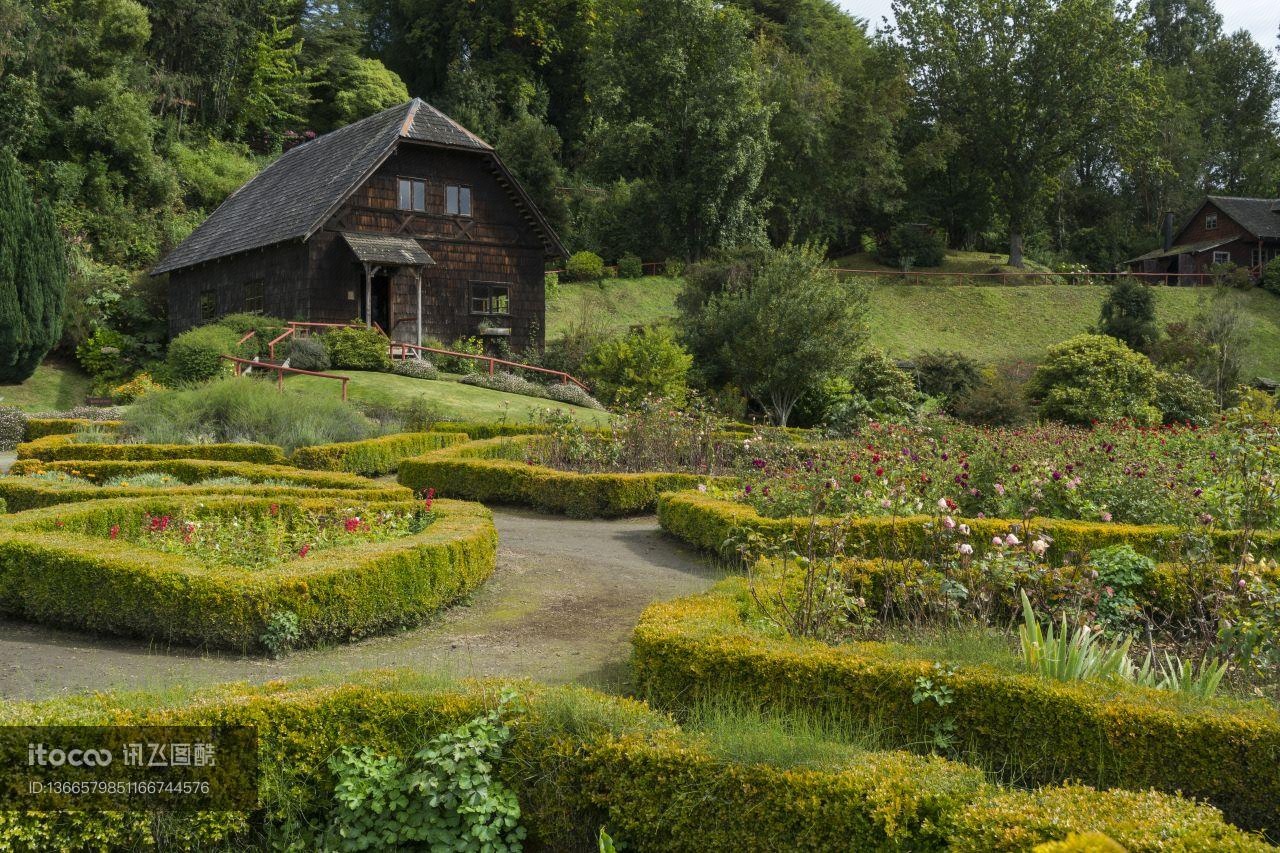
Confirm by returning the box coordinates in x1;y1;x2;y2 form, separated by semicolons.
836;0;1280;49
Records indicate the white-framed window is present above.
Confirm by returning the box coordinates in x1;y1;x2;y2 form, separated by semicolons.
398;178;426;212
1212;250;1232;264
1205;212;1218;230
446;185;472;217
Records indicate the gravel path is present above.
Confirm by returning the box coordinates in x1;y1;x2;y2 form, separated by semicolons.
0;509;719;701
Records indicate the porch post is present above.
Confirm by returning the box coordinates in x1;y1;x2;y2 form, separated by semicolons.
363;262;372;328
416;267;424;346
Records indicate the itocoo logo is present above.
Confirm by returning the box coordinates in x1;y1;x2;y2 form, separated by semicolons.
27;743;113;767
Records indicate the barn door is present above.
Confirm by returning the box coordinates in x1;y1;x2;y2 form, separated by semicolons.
360;273;392;334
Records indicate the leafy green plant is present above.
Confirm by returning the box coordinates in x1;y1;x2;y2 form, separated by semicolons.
1026;334;1160;426
285;336;331;372
326;690;526;851
912;663;958;753
617;253;643;279
261;610;301;657
878;222;946;269
323;326;391;371
598;827;617;853
1087;545;1153;631
76;326;138;385
166;324;244;384
565;251;605;282
580;326;691;406
1019;590;1135;683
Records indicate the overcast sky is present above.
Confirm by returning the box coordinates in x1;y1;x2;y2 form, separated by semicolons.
836;0;1280;49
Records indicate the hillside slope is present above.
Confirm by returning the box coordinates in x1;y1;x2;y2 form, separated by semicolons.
544;277;1280;378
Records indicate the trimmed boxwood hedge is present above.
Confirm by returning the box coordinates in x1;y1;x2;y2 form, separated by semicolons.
0;676;1265;851
398;435;723;518
657;489;1280;563
22;418;123;440
0;495;495;652
0;459;411;512
632;576;1280;837
430;421;559;439
289;431;469;475
16;434;287;465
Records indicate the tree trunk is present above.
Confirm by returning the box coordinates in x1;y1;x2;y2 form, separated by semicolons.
1009;231;1025;268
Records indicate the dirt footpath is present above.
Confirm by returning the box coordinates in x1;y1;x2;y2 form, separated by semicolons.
0;509;720;701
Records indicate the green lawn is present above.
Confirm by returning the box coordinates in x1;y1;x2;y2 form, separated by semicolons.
867;284;1280;378
0;360;92;413
286;370;612;426
546;276;683;337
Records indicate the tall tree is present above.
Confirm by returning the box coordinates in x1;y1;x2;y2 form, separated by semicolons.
585;0;773;258
0;152;66;381
893;0;1161;267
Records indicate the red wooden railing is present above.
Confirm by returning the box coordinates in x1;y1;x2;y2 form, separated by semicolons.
388;341;590;391
222;355;350;400
828;268;1222;287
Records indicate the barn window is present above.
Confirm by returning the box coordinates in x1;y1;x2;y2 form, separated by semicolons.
446;185;472;217
398;178;426;212
1205;213;1218;230
470;283;510;315
1212;251;1231;265
199;289;217;322
244;280;265;313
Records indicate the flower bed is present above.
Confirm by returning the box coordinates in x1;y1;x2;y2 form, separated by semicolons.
398;435;720;518
289;431;469;475
632;576;1280;837
0;495;495;651
0;460;411;511
657;489;1280;563
16;434;286;464
0;676;1265;851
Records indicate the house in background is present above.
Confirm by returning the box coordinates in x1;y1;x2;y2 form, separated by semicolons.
1126;196;1280;281
152;99;565;353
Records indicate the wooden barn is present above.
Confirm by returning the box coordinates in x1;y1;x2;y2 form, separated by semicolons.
1127;196;1280;281
152;99;566;353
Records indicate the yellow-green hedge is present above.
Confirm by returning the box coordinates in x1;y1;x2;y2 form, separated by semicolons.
399;436;723;518
0;676;1265;851
0;459;410;512
0;496;495;652
632;576;1280;837
657;489;1280;563
22;418;124;440
429;421;558;439
16;434;286;465
289;431;469;475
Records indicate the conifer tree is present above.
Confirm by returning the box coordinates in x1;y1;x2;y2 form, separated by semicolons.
0;151;65;382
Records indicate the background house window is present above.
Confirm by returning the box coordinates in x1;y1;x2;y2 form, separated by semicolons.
470;283;509;315
244;280;265;313
199;289;217;322
1212;250;1231;264
1205;213;1218;230
398;178;426;211
446;185;472;216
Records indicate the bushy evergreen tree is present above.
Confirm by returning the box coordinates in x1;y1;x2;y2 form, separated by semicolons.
1097;277;1158;353
0;151;65;382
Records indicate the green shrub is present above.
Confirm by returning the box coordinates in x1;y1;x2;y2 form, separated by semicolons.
580;326;691;407
878;223;946;268
633;576;1280;837
0;496;496;651
0;458;411;511
951;363;1033;426
1155;370;1217;426
216;313;289;356
392;358;439;380
286;336;331;371
1262;257;1280;295
290;432;469;476
122;377;375;452
0;405;26;452
906;351;982;407
16;433;286;464
75;326;135;384
21;418;123;441
1097;277;1157;353
324;326;391;371
429;422;554;440
399;436;717;518
663;257;684;278
565;251;605;282
110;372;163;404
1026;334;1159;425
0;679;1259;852
166;323;244;384
617;253;643;279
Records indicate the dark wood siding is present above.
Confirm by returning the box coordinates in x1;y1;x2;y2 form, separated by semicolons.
1174;201;1259;272
166;241;309;336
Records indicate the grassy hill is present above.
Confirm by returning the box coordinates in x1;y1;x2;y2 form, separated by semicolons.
287;370;611;426
831;249;1056;277
543;276;1280;378
0;360;92;413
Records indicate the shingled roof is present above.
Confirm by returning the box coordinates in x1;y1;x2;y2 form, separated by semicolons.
1202;196;1280;241
152;99;561;275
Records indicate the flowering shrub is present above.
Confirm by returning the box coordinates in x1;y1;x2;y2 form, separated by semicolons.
733;419;1280;531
